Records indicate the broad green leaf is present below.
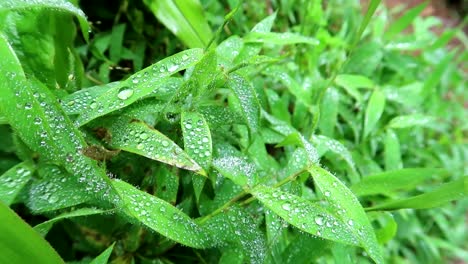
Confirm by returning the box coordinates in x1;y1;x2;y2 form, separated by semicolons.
387;114;436;129
367;177;468;211
0;162;33;205
369;212;397;244
244;32;319;45
384;129;402;170
103;116;204;174
90;243;115;264
385;2;428;40
0;201;63;264
308;166;383;264
28;165;91;213
363;89;386;138
74;48;204;126
213;155;255;187
34;208;106;236
251;185;359;246
227;73;260;134
203;206;266;264
143;0;212;48
0;34;116;204
351;168;449;197
281;233;329;264
0;0;89;40
113;179;212;248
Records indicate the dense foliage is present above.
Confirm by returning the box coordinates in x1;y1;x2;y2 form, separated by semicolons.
0;0;466;263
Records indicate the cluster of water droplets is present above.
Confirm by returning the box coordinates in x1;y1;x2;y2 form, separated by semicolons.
182;114;212;164
0;163;32;204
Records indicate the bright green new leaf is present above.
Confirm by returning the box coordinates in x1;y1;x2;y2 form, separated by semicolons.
34;208;107;236
367;177;467;211
74;48;204;126
251;185;360;246
90;243;115;264
0;201;63;264
113;179;212;248
385;2;428;40
143;0;212;48
351;168;449;196
0;162;33;205
363;89;386;138
387;114;436;129
335;74;374;90
244;32;319;45
103;116;205;175
308;166;383;264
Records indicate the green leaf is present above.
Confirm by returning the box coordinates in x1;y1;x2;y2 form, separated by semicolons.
0;201;63;264
74;48;204;126
109;24;126;63
318;89;339;137
34;208;106;236
0;162;33;205
203;207;267;264
143;0;212;48
385;2;428;40
213;154;255;187
90;243;115;264
335;74;374;90
351;168;449;197
363;89;386;138
311;135;356;172
384;129;402;170
227;73;261;134
0;34;116;204
113;179;212;248
367;177;468;211
387;114;436;129
308;166;383;264
352;0;381;47
0;0;89;40
244;32;319;45
28;165;91;213
281;233;329;264
251;185;359;246
103;116;205;175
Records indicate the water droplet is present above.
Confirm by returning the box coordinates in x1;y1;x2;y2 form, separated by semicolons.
136;143;144;150
324;191;331;197
282;203;291;211
162;141;169;147
90;102;97;109
182;54;189;61
348;220;354;226
202;137;209;143
24;103;32;110
34;117;42;125
160;207;166;212
139;133;148;140
117;88;134;100
132;78;139;84
185;123;192;129
315;216;324;226
168;64;178;72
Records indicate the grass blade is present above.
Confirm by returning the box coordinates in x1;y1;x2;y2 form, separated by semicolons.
363;89;386;138
244;32;319;45
351;168;449;196
308;166;383;264
384;129;402;170
387;114;436;129
0;162;33;206
384;2;428;40
0;202;63;264
143;0;212;48
367;177;468;211
113;179;212;248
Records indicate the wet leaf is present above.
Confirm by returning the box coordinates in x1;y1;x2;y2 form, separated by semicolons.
0;162;34;205
363;89;386;138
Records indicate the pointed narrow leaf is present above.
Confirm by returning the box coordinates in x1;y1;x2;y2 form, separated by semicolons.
385;2;428;40
227;74;260;134
387;114;436;129
182;112;213;168
308;166;383;264
74;48;203;126
143;0;212;48
104;117;204;174
113;179;212;248
311;135;355;171
384;129;402;170
0;162;33;205
0;202;63;264
351;168;449;196
213;156;254;187
251;185;359;246
90;243;115;264
34;208;106;236
367;177;468;211
363;89;386;138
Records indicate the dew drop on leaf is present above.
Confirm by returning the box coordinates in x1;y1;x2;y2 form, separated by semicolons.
117;88;134;100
